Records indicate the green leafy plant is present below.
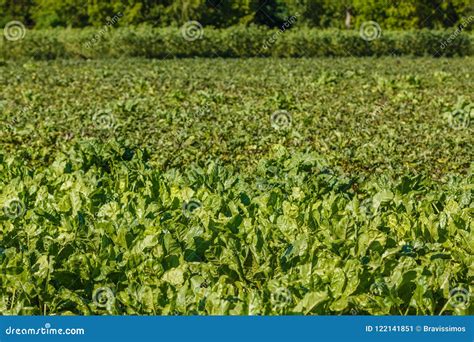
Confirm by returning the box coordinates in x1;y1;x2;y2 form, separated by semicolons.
0;57;472;315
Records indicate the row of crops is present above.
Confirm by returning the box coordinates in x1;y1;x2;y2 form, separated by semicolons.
1;27;473;59
0;57;473;315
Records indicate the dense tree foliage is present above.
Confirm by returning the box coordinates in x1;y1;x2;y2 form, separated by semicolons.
0;0;472;29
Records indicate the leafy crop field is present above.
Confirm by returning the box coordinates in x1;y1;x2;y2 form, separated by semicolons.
0;57;473;315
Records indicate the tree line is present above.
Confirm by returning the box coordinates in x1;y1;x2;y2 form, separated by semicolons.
1;0;472;30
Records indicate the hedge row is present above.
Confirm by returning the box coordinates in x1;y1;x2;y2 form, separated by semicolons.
1;26;473;60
